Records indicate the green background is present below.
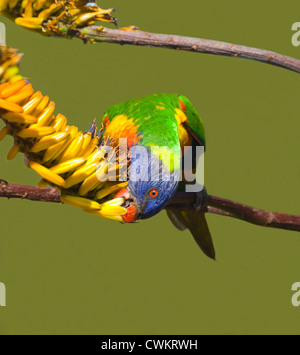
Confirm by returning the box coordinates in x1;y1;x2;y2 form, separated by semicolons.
0;0;299;335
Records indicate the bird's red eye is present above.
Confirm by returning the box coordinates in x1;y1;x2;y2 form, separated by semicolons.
149;189;159;198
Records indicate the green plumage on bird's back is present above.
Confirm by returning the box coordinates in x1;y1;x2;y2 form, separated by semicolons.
101;93;206;171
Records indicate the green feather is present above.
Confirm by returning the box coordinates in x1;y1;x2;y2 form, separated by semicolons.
102;93;206;171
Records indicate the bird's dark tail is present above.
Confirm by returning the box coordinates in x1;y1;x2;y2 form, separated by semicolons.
166;209;216;260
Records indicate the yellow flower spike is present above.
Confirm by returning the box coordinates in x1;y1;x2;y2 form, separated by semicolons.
78;170;99;196
49;135;78;162
95;7;116;15
57;118;67;132
42;138;66;163
19;82;33;92
66;8;81;17
7;54;22;67
24;0;33;18
43;126;75;162
6;85;34;104
22;96;43;114
94;13;115;24
52;113;67;132
95;181;128;200
33;0;47;11
0;98;23;112
92;180;106;193
17;126;56;138
95;161;109;182
98;204;127;217
79;157;100;172
64;163;98;188
49;157;86;175
1;79;27;98
47;131;70;143
2;66;20;81
35;101;55;127
32;95;49;116
29;131;69;153
29;160;65;187
0;67;6;77
82;146;97;160
1;112;38;124
60;194;101;211
7;143;19;160
0;126;8;141
15;17;43;30
82;136;99;158
86;148;105;165
37;178;49;188
30;90;42;99
58;132;83;163
50;115;59;127
38;3;62;20
73;11;99;26
8;0;18;10
0;0;8;11
83;209;123;222
66;125;78;140
1;56;20;72
4;0;116;36
10;75;24;83
78;132;91;156
21;0;28;9
102;198;126;207
17;84;33;98
0;82;11;93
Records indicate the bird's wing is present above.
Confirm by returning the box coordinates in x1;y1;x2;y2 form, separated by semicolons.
177;95;206;148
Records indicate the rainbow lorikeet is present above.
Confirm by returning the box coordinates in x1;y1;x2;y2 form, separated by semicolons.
100;93;216;260
0;57;215;258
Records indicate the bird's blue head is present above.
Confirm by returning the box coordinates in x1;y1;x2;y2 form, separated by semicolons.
115;146;180;222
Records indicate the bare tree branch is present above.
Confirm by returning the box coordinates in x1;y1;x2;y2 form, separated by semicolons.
2;1;300;73
168;192;300;231
77;27;300;74
0;181;299;232
0;181;61;203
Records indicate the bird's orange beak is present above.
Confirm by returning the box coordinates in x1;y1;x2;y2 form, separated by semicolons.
115;187;137;223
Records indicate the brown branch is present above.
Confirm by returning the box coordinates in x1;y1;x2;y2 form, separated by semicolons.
78;27;300;74
0;181;61;203
0;181;299;232
168;192;300;232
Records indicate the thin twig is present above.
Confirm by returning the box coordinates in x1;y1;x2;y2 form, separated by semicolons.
0;181;61;203
77;27;300;74
168;192;300;231
0;182;299;232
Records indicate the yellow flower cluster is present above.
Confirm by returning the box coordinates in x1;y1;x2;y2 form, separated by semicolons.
0;45;23;83
0;0;116;36
0;45;127;221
